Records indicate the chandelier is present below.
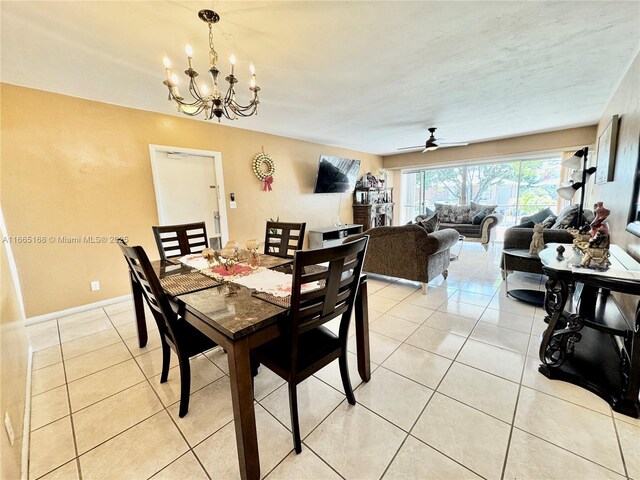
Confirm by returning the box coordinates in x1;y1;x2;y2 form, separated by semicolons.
162;9;260;122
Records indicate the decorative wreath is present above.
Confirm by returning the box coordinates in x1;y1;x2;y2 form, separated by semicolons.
253;152;276;191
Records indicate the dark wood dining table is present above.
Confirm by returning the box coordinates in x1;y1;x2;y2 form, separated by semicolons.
127;253;371;480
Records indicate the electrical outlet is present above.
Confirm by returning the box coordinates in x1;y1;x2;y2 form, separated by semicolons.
230;201;237;209
5;412;14;446
90;280;100;291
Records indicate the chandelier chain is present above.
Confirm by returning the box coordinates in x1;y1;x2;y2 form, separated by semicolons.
208;23;218;68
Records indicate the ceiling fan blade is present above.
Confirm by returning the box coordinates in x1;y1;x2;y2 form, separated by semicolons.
397;145;424;151
439;142;469;148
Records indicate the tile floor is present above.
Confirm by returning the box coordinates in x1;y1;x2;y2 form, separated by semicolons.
26;243;639;480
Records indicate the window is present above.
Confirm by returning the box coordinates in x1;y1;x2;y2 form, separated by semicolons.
401;157;567;238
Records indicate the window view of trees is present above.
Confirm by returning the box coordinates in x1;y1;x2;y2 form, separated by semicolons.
401;158;565;233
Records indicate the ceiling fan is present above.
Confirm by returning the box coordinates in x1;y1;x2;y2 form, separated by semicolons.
397;127;469;153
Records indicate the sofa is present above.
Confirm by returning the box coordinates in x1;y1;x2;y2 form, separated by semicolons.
345;224;459;294
501;205;591;277
417;202;502;250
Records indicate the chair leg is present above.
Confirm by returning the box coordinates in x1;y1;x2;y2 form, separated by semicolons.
160;342;171;383
288;384;302;454
421;282;428;295
339;351;356;405
442;269;448;279
178;356;191;418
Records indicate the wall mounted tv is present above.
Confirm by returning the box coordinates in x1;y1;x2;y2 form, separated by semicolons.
313;155;361;193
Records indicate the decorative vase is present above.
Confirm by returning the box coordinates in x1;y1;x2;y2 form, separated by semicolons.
590;202;610;237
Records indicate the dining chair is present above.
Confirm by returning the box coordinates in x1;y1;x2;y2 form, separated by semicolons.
251;236;369;453
264;221;306;258
152;222;209;260
117;240;218;417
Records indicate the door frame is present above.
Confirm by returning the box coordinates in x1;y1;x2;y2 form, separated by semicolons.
148;144;229;246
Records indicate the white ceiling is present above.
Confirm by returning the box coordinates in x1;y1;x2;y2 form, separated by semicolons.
2;1;639;155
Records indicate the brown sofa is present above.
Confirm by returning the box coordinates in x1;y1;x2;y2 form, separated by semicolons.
345;225;459;294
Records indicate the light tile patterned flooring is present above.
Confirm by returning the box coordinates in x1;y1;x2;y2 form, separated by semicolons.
27;244;640;480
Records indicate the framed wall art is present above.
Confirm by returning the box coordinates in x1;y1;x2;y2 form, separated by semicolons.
626;132;640;238
595;114;619;184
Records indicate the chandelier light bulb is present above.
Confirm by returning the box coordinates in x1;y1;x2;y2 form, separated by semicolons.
201;84;209;95
249;63;255;74
230;54;236;65
163;56;171;68
170;73;179;85
185;44;193;57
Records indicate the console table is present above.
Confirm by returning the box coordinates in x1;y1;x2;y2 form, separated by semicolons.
308;224;363;249
538;243;640;417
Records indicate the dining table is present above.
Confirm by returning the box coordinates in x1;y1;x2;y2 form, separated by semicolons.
127;253;371;480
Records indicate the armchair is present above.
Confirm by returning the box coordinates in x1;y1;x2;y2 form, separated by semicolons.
345;225;459;294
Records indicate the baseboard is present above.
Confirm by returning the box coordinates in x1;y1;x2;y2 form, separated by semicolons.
21;346;33;480
25;294;132;326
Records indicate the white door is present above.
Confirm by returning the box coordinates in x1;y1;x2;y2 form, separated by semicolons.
151;150;228;249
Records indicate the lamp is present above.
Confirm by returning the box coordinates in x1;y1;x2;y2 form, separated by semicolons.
557;147;595;227
162;9;260;122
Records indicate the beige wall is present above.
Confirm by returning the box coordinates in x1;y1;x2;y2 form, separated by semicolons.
383;125;597;170
0;84;382;317
0;217;29;480
587;52;640;319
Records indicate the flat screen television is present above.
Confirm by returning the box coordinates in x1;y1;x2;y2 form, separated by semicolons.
313;155;361;193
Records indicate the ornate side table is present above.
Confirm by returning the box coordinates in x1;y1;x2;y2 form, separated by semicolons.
538;243;640;418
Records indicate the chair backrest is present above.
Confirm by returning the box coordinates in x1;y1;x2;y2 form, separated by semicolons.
288;236;368;363
152;222;208;260
264;221;306;259
117;240;179;346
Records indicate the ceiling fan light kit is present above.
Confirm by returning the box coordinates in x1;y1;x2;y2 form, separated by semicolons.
161;9;260;122
397;127;469;153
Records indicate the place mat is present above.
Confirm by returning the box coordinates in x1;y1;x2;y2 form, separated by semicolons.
160;272;222;297
252;291;291;308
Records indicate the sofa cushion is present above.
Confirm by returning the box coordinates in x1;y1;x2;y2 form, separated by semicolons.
526;207;554;224
552;204;580;229
434;203;471;223
541;215;557;229
440;223;482;237
513;220;536;228
470;201;497;218
417;213;440;234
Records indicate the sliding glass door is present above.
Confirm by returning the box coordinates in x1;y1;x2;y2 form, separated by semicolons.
401;157;566;238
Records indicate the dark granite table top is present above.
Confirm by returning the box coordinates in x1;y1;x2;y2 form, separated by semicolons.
152;254;293;340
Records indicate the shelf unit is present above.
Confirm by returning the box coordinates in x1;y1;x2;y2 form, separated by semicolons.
353;187;394;231
308;224;363;250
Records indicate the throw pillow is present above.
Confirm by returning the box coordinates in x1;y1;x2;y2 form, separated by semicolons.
417;213;440;233
513;220;536;228
434;203;471;224
405;221;413;225
552;204;580;229
541;215;557;229
525;207;554;224
472;210;488;225
470;201;497;219
414;207;435;223
583;209;595;224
